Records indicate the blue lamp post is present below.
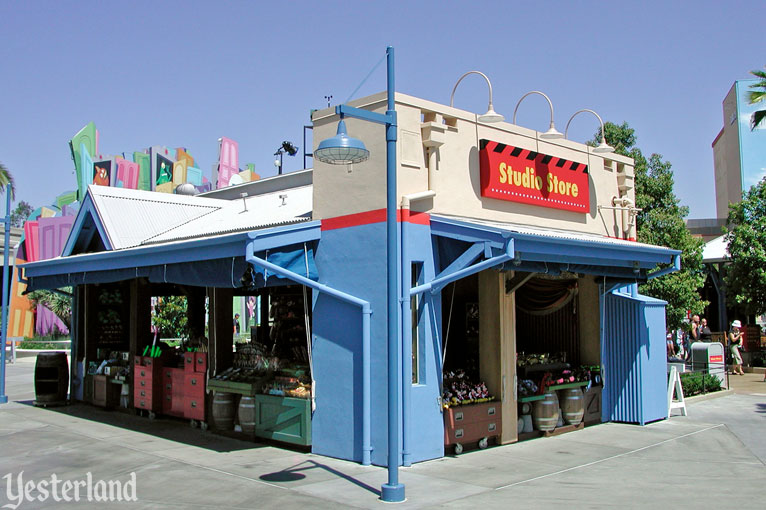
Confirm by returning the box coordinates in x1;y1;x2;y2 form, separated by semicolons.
314;45;404;503
0;187;12;404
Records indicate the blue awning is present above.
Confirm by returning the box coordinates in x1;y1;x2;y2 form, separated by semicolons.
430;214;680;283
22;221;321;291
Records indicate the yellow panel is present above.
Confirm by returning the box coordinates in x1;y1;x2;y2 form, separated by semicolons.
23;311;34;338
238;170;261;182
11;310;20;337
156;182;174;194
39;207;57;218
173;160;188;187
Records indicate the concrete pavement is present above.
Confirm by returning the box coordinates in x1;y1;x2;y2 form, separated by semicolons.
1;356;764;509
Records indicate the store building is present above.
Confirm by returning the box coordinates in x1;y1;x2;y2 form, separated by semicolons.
22;89;679;468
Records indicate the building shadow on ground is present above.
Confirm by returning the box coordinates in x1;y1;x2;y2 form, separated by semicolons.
15;399;306;454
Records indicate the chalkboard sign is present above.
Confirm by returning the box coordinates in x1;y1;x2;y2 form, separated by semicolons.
93;284;128;348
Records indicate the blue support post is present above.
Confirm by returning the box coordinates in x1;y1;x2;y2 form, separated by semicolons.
0;189;11;404
380;45;405;503
401;213;411;467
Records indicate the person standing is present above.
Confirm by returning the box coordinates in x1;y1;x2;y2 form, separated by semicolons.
728;320;745;376
690;315;700;343
233;313;241;335
698;317;713;342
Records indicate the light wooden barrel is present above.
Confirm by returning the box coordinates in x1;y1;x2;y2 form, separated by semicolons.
211;392;236;431
238;396;256;435
531;392;559;432
558;388;584;425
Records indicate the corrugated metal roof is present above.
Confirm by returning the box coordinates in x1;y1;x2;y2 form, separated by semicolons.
88;185;224;249
144;185;313;245
85;184;313;250
433;213;675;253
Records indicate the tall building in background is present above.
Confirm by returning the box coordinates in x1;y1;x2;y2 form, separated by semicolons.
692;78;766;331
712;79;766;219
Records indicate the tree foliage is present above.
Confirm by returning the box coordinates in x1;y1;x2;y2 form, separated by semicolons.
10;200;33;228
596;122;707;330
747;67;766;130
26;288;72;331
0;162;14;198
724;177;766;315
151;296;189;339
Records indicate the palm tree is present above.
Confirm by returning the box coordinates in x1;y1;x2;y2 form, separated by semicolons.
0;162;14;198
747;67;766;130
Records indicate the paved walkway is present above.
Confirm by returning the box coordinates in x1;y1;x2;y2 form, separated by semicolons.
1;357;764;509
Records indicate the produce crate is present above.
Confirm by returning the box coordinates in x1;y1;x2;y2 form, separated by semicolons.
254;394;311;446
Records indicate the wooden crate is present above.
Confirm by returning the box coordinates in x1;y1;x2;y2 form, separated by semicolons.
583;385;602;425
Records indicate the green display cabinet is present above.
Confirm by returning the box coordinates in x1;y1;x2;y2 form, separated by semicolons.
254;394;311;446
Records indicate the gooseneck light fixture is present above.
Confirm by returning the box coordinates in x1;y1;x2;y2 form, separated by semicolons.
565;109;614;154
449;71;504;123
513;91;563;139
314;46;404;503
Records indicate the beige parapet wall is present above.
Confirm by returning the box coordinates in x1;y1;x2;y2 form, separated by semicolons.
312;92;636;240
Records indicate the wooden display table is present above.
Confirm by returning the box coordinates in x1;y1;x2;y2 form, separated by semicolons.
444;401;501;454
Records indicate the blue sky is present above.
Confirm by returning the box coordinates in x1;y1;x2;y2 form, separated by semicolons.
1;1;764;219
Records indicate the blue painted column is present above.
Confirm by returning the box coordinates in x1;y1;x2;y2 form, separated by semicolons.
0;189;11;404
380;45;405;503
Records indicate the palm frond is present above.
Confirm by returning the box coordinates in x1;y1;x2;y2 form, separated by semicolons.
751;109;766;130
0;163;14;198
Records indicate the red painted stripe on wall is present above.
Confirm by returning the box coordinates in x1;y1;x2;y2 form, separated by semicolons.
321;208;431;231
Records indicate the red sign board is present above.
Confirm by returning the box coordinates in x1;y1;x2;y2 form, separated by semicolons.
479;139;590;213
709;355;723;363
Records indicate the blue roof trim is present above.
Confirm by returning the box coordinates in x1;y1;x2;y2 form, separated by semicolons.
430;215;680;270
23;221;321;279
61;192;113;256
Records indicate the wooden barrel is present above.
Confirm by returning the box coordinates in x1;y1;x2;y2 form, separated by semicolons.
558;387;584;425
238;396;256;435
211;392;236;431
531;392;559;432
34;352;69;405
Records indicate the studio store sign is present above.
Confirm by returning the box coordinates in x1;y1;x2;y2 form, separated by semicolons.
479;139;590;213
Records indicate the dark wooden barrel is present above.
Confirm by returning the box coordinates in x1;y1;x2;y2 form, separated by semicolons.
531;392;559;431
238;396;256;435
211;392;236;431
34;352;69;405
558;388;584;425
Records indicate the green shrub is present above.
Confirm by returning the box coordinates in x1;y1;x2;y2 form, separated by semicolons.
679;372;723;396
19;336;71;350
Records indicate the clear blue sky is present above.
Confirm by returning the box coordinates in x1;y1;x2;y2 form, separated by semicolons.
1;1;764;219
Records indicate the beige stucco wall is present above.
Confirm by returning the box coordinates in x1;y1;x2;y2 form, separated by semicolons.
312;92;636;238
713;83;743;220
577;275;601;366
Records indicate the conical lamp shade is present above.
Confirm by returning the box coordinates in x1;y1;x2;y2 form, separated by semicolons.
315;119;370;165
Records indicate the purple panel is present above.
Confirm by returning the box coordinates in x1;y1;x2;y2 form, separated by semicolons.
38;216;76;260
62;203;79;216
36;305;69;336
195;182;213;193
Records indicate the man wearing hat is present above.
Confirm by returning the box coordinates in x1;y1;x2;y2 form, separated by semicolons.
728;320;745;376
